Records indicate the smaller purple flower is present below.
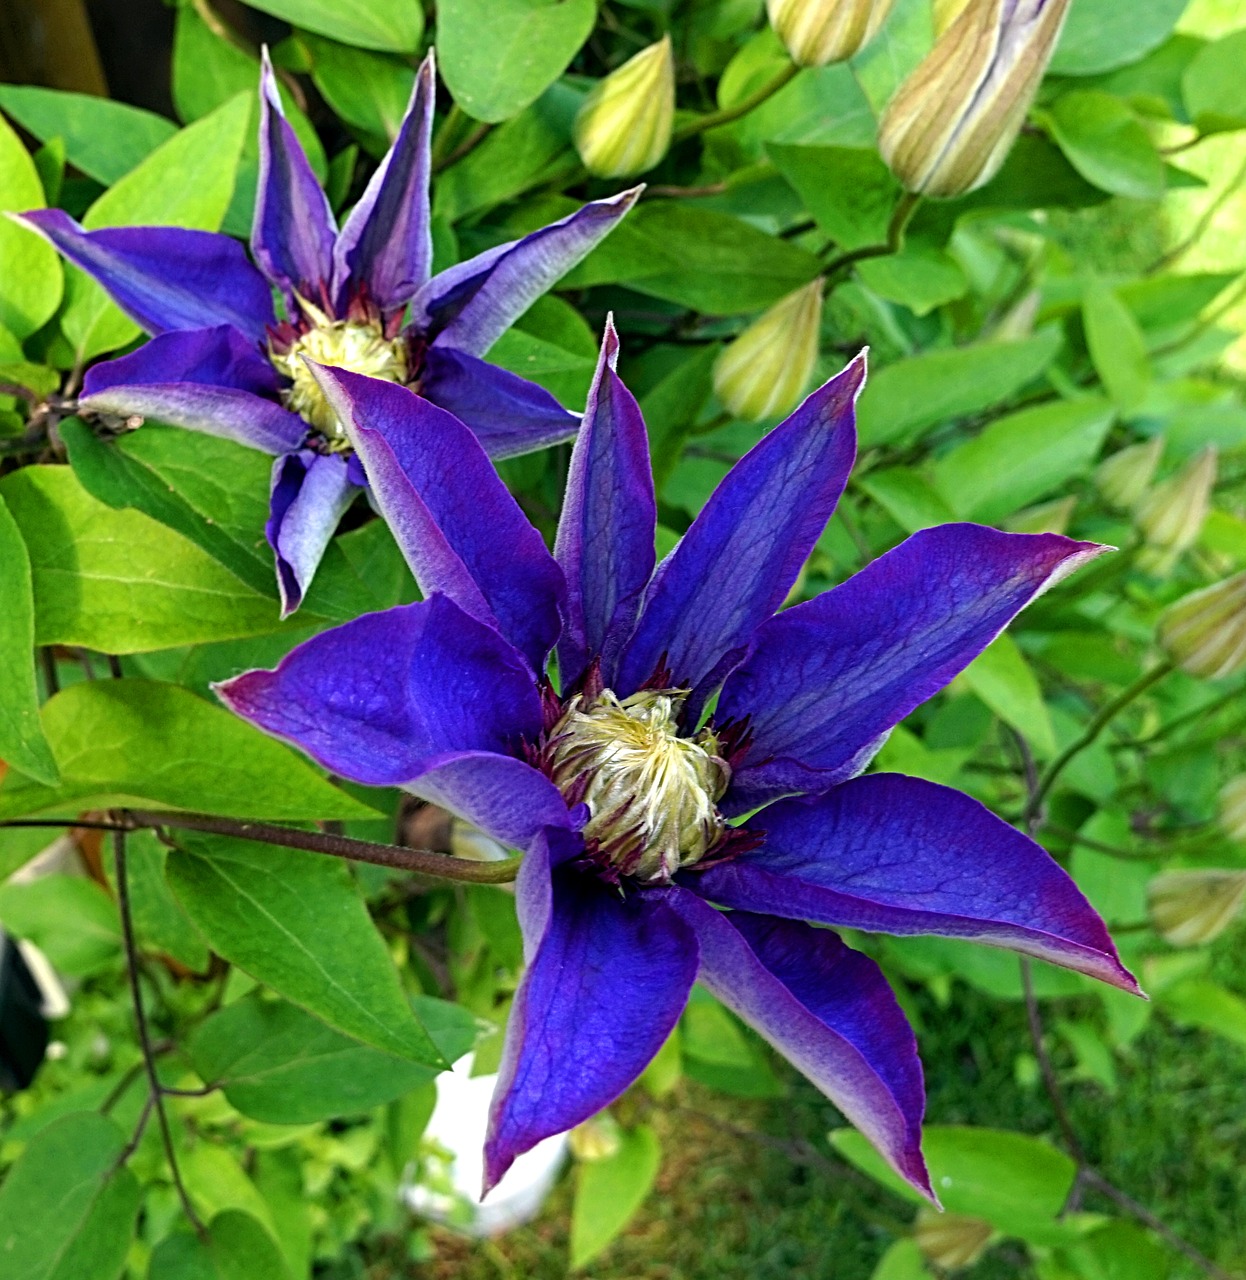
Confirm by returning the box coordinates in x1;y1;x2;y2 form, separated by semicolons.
19;51;638;615
216;326;1137;1198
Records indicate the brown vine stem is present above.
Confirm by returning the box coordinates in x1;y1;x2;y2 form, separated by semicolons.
821;191;922;282
671;62;799;141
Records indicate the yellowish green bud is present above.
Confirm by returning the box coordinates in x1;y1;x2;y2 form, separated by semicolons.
713;279;825;422
568;1114;623;1162
1135;446;1217;575
878;0;1073;198
573;37;675;179
914;1209;994;1271
1158;570;1246;680
1148;869;1246;947
1095;435;1165;511
1220;776;1246;843
766;0;897;67
1004;495;1076;535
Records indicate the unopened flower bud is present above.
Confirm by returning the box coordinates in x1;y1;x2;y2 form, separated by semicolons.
1158;571;1246;680
573;37;675;179
1135;447;1217;575
1221;776;1246;843
568;1114;623;1161
767;0;897;67
713;279;824;422
1096;436;1164;511
878;0;1073;197
914;1209;994;1271
1149;869;1246;947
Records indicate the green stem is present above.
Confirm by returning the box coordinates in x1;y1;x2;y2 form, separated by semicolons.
821;191;922;282
672;62;799;141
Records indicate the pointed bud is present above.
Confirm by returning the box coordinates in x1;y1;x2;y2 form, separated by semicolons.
1004;495;1076;535
878;0;1073;197
914;1209;994;1271
573;37;675;179
1221;776;1246;844
1135;447;1217;575
568;1114;623;1161
1095;435;1164;510
1149;869;1246;947
713;279;824;421
1158;571;1246;680
767;0;897;67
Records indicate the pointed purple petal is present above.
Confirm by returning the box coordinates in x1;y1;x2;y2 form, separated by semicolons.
554;318;656;689
670;892;932;1198
265;449;360;617
485;864;698;1191
331;52;434;312
215;593;541;786
696;774;1139;992
18;210;275;342
418;346;579;460
719;525;1107;812
615;356;864;700
252;49;336;300
311;364;565;672
415;188;642;357
79;326;307;454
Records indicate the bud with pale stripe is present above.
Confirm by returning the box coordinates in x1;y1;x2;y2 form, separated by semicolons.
767;0;897;67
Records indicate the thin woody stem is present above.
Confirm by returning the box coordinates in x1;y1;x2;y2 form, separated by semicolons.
672;62;800;140
821;191;922;281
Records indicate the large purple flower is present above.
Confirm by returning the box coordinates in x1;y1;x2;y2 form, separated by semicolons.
19;52;637;614
216;326;1137;1198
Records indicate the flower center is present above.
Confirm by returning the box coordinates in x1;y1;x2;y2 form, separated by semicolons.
545;688;730;885
269;299;408;445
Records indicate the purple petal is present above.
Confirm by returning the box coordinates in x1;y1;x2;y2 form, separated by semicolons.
252;49;336;301
311;364;565;672
266;449;361;617
331;52;435;312
695;774;1139;992
615;355;864;701
79;325;307;454
670;892;932;1198
554;318;656;688
402;751;573;850
414;188;642;356
484;863;698;1191
214;593;542;786
719;525;1107;812
18;210;274;342
418;346;579;460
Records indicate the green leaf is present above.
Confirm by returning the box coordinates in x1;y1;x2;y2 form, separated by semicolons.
961;633;1057;757
0;496;58;784
488;328;596;410
0;114;62;340
857;246;968;317
60;93;251;363
0;85;177;185
829;1125;1077;1244
570;1125;662;1270
188;992;474;1123
0;679;377;823
0;1112;141;1280
933;397;1115;523
858;467;958;534
1182;30;1246;134
768;144;901;250
1083;284;1152;412
302;34;416;147
640;344;720;489
1158;977;1246;1049
148;1210;294;1280
438;0;596;123
252;0;424;53
681;989;753;1068
1050;0;1189;76
857;332;1062;448
1044;91;1165;200
178;1147;279;1244
167;832;441;1064
872;1240;932;1280
0;875;119;977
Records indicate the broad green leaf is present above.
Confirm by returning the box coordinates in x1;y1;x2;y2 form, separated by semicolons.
0;114;62;340
302;34;415;146
0;875;119;977
488;328;596;410
1118;271;1236;336
149;1211;293;1280
1182;30;1246;134
239;0;423;52
1057;1220;1173;1280
830;1125;1077;1244
249;1151;311;1280
933;397;1115;523
438;0;596;123
167;832;441;1064
1044;91;1165;200
961;634;1057;757
61;93;251;363
858;467;958;534
0;679;377;823
849;0;932;112
857;246;968;316
1083;284;1152;412
0;1112;141;1280
857;332;1062;448
1158;977;1246;1048
0;85;176;184
768;144;902;250
681;989;752;1068
179;1147;279;1245
640;344;720;488
0;496;58;784
872;1240;932;1280
188;992;475;1123
570;1125;662;1270
1050;0;1189;76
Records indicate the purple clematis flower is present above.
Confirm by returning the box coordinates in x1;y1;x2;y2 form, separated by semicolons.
19;51;638;615
215;324;1137;1199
